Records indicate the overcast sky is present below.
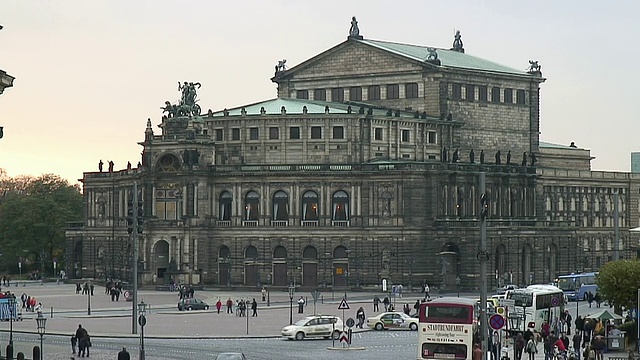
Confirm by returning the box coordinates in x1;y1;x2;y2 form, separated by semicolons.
1;1;639;184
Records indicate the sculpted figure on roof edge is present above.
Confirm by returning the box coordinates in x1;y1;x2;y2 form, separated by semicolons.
349;16;360;37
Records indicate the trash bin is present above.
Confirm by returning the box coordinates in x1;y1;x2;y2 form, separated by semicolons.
607;333;625;351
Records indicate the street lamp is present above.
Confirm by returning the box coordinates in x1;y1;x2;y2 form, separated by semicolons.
36;312;47;359
508;313;522;360
138;300;147;360
288;285;295;325
456;276;461;297
574;279;580;319
87;283;91;315
8;294;15;347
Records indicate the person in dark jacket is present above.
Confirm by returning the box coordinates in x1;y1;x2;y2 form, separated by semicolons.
118;347;131;360
75;324;89;357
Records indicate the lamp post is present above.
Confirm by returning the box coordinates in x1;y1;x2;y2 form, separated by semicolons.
36;312;47;359
574;279;579;319
87;283;91;315
456;276;461;298
508;313;522;360
288;284;295;325
138;300;147;360
8;295;15;347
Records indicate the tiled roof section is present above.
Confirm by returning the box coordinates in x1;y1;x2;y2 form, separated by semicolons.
210;98;419;118
358;39;528;76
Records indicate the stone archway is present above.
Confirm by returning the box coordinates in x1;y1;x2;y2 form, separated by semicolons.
333;245;349;287
521;244;533;285
73;240;83;278
272;245;288;286
218;246;231;286
244;245;259;286
154;240;170;280
438;243;460;288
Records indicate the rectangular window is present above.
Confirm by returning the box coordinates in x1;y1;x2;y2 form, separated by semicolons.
504;88;513;104
491;87;500;103
215;129;223;141
374;128;383;141
296;90;309;99
428;131;437;144
387;84;399;99
402;154;410;159
465;85;475;101
479;86;488;101
269;127;279;139
331;88;344;102
249;128;259;140
310;126;322;139
405;83;419;98
516;89;526;105
289;127;300;139
368;85;381;100
232;128;240;140
314;89;326;101
401;129;411;142
349;87;362;101
452;83;462;99
333;126;344;139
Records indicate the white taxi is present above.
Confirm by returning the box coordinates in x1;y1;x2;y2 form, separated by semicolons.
281;315;343;340
367;312;419;331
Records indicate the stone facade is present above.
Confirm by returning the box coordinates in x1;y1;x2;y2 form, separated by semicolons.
66;30;640;291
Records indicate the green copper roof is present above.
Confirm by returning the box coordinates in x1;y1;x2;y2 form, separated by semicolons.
211;98;419;118
358;39;528;76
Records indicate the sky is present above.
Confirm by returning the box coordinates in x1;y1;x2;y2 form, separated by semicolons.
1;1;639;185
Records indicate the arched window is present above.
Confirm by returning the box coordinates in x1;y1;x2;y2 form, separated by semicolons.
273;246;287;259
245;246;258;260
302;190;319;221
332;191;350;221
272;191;289;221
219;191;232;221
219;245;230;259
244;191;260;221
155;154;181;172
303;246;317;259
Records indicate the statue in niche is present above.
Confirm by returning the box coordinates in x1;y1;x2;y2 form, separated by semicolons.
480;150;485;164
381;251;390;271
521;152;527;166
469;149;475;163
452;148;459;163
495;151;502;165
506;150;512;165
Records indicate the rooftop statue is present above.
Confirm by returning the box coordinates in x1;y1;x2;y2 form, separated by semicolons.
528;60;542;75
451;30;464;53
161;82;202;118
274;59;287;76
349;16;360;37
426;47;438;60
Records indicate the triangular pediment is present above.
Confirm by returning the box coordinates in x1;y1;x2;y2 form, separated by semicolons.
276;39;427;82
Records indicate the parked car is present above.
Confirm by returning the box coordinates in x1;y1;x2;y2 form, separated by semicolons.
177;298;209;311
366;312;418;331
214;353;247;360
281;315;343;340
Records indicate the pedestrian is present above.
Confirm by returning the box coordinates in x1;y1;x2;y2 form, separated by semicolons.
76;283;81;294
413;299;420;315
473;343;483;360
572;331;582;360
424;283;431;300
251;298;258;317
525;336;538;360
152;273;157;286
75;324;88;357
403;303;410;315
261;287;266;302
89;282;94;296
216;299;222;314
71;333;77;355
226;297;233;314
383;296;390;312
373;295;380;312
516;333;525;360
118;347;131;360
587;292;594;308
565;310;573;335
297;296;305;313
594;293;601;308
356;307;365;328
239;299;246;317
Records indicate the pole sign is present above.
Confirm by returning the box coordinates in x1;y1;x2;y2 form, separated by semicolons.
382;279;387;292
489;314;505;330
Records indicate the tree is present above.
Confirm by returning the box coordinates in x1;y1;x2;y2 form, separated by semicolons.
596;259;640;311
0;173;82;275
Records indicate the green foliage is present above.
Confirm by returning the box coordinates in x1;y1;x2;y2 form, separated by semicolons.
618;320;636;342
0;173;82;274
596;259;640;310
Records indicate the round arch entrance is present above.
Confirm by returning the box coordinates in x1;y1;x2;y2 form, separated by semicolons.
302;246;318;287
154;240;170;280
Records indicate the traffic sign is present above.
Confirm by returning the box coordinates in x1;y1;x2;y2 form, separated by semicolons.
551;296;560;307
138;314;147;327
338;298;350;310
346;318;355;328
489;314;505;330
339;331;348;344
496;306;506;316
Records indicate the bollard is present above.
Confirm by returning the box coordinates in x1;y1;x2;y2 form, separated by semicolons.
50;306;54;318
321;294;324;304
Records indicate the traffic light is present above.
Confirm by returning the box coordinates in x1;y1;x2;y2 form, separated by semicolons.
127;199;134;234
480;193;488;221
137;198;144;234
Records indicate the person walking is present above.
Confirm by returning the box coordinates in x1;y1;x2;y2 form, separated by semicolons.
118;347;131;360
525;335;538;360
226;297;233;314
75;324;88;357
515;333;525;360
383;296;390;312
70;333;77;355
373;295;380;312
424;283;431;300
297;296;305;314
356;307;366;328
573;331;582;360
251;298;258;317
216;299;222;314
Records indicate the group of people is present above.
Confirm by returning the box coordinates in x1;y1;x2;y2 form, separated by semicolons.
71;324;92;357
178;284;196;300
1;276;11;286
20;292;42;313
585;292;602;308
218;297;258;317
76;281;95;296
372;295;396;312
105;279;125;301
